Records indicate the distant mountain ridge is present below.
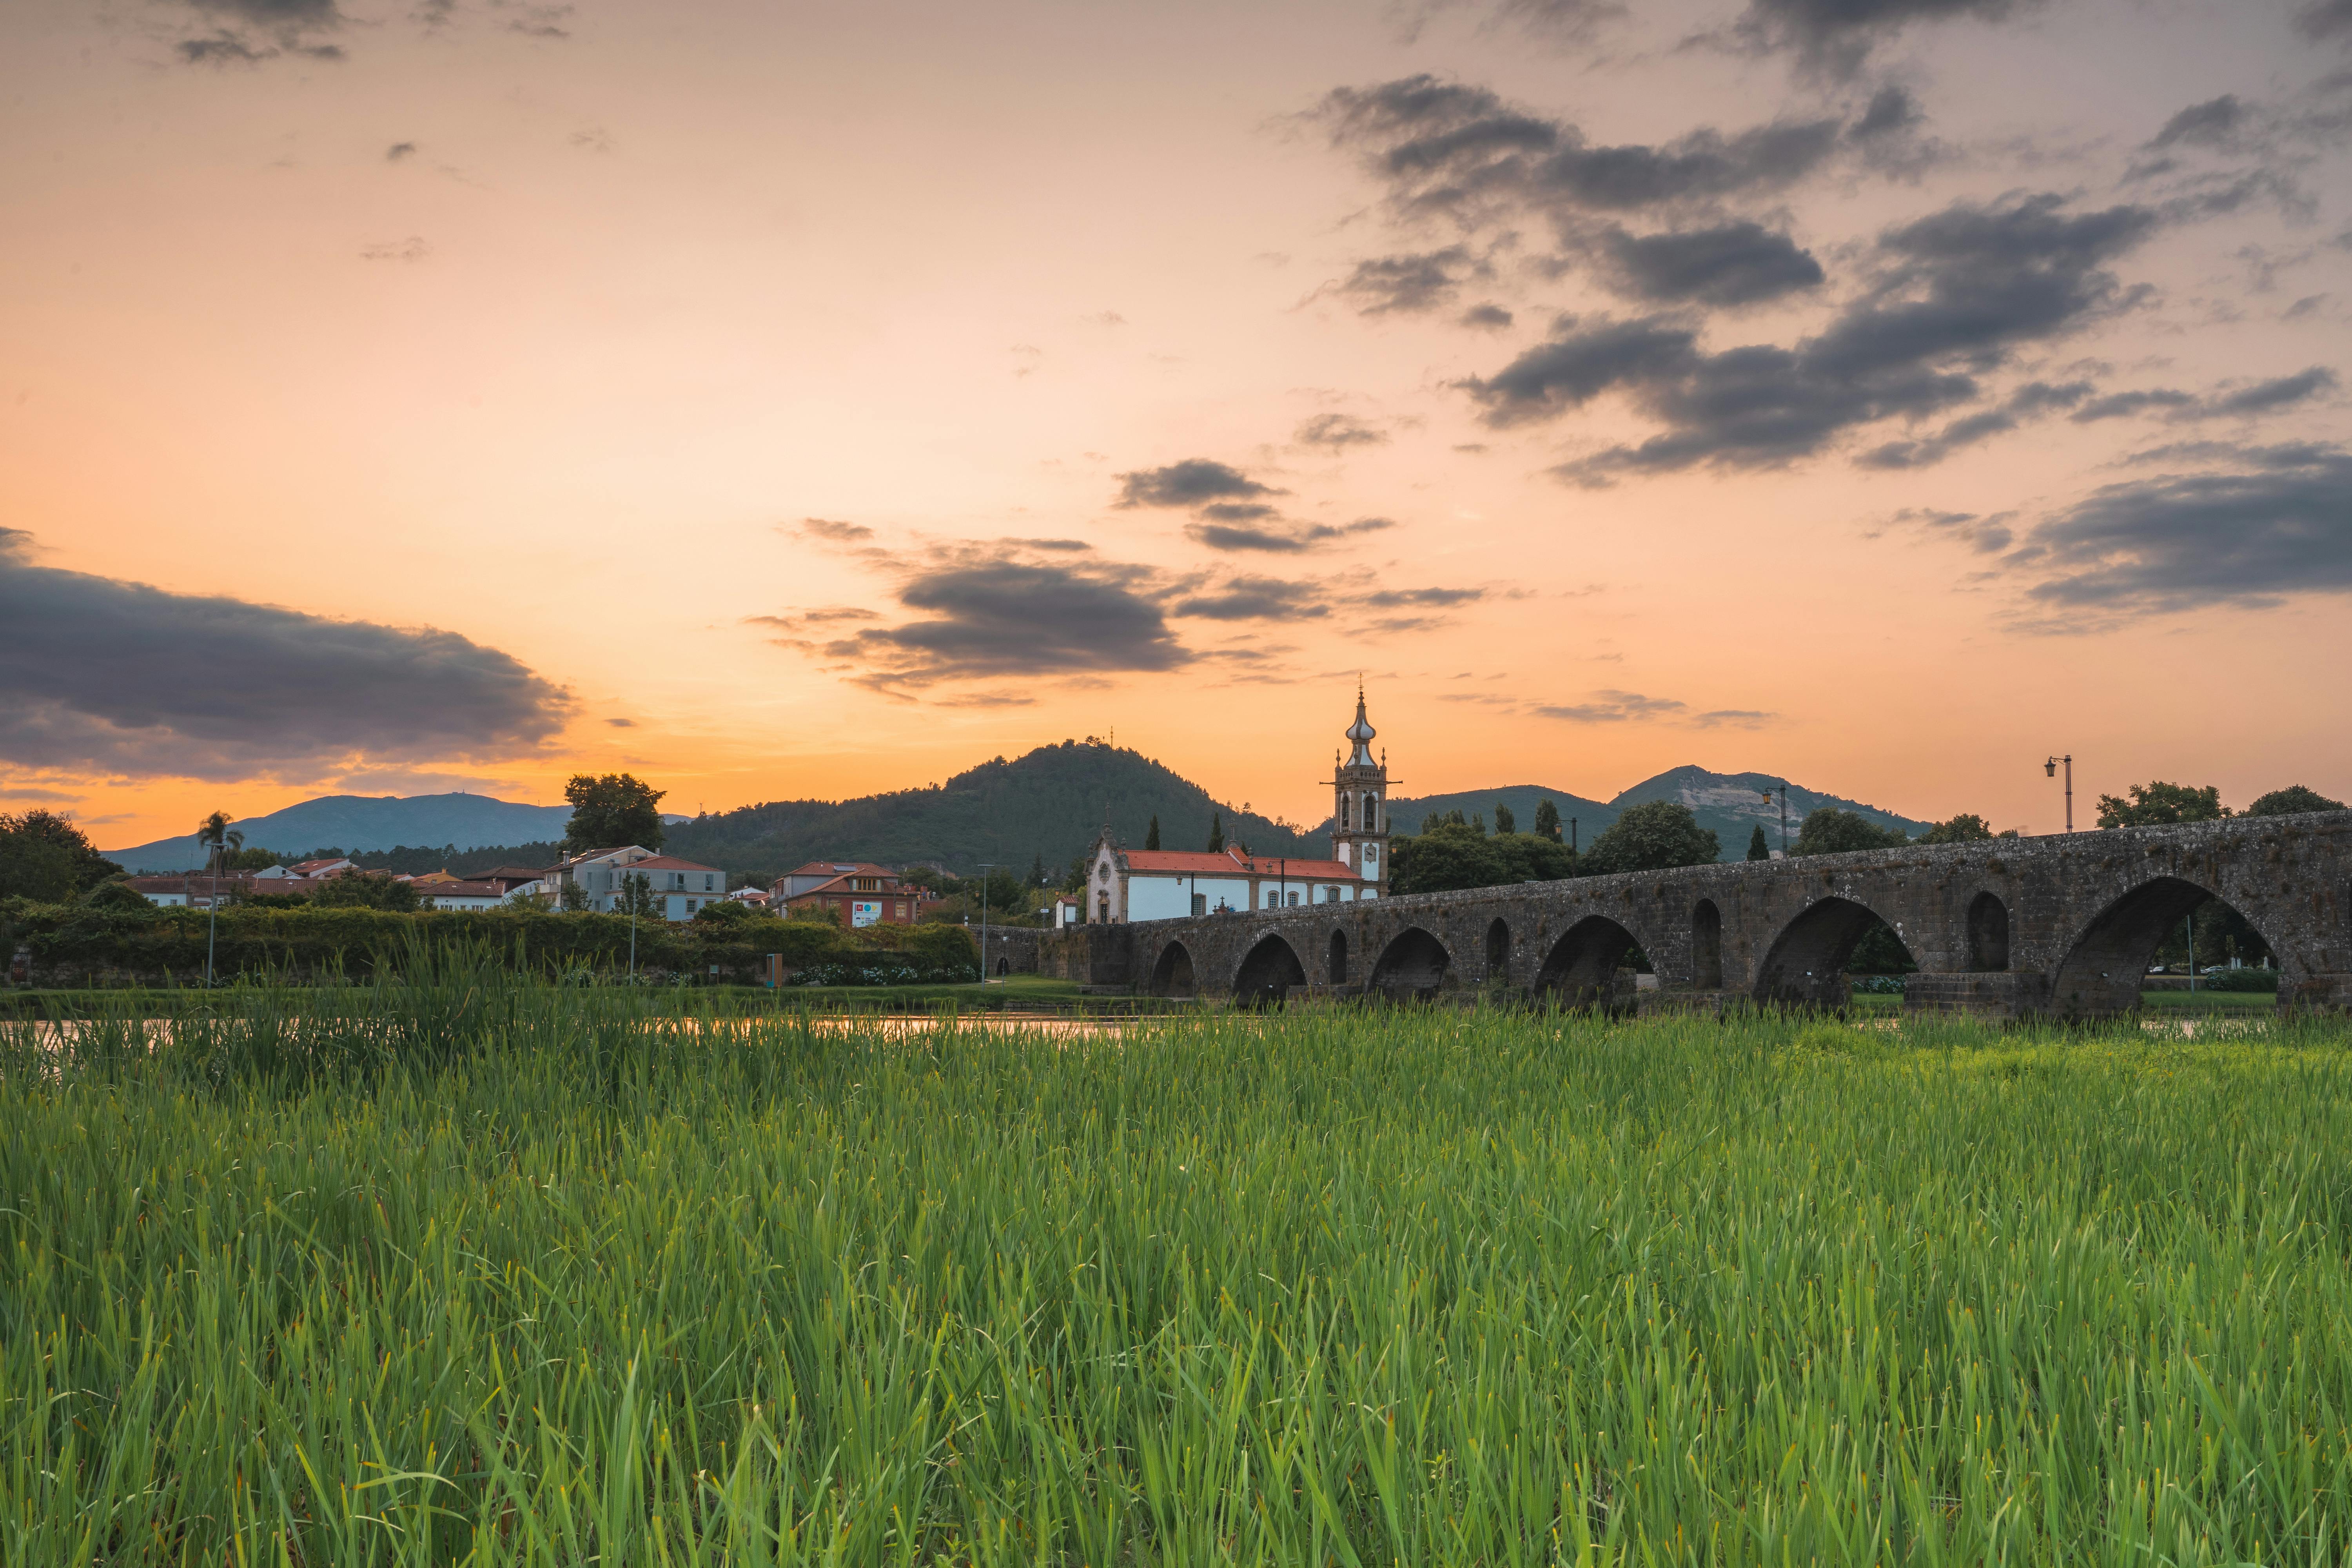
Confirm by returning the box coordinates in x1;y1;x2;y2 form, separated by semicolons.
105;793;681;873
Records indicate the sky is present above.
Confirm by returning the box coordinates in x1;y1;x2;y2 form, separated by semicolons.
4;0;2350;851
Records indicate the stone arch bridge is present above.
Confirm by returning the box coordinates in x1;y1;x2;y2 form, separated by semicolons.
1035;813;2352;1016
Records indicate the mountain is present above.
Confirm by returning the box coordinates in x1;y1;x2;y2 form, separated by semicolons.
1609;765;1932;858
106;793;584;872
662;741;1321;884
1376;785;1621;848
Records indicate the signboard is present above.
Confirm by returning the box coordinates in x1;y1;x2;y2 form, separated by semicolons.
851;900;882;928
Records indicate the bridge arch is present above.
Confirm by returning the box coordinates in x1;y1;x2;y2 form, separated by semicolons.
1754;896;1911;1008
1691;899;1724;989
1327;928;1348;986
2051;876;2280;1016
1535;915;1643;1005
1484;917;1511;982
1369;926;1452;1000
1149;940;1196;998
1967;891;2010;972
1234;933;1308;1006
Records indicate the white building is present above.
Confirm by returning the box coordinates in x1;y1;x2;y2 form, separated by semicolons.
1078;691;1394;923
548;846;727;920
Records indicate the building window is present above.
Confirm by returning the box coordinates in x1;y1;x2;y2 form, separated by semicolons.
685;899;697;913
1287;890;1299;906
704;875;715;891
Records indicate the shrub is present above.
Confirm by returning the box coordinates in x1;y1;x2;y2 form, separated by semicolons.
2198;966;2280;993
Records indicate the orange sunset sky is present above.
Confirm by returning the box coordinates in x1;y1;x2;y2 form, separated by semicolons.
4;0;2348;851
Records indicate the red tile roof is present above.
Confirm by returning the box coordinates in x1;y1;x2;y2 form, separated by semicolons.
1120;848;1362;880
612;855;720;873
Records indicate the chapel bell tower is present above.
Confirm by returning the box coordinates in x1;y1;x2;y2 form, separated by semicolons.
1327;685;1392;894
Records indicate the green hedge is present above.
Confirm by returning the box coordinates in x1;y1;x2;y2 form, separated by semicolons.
0;900;976;986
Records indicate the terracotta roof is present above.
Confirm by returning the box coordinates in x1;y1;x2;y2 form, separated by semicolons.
786;859;892;876
611;855;720;873
1118;848;1363;880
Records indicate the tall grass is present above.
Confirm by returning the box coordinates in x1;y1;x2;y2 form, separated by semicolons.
7;973;2352;1564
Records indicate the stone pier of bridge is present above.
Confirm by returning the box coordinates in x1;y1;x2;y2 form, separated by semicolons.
1031;812;2352;1018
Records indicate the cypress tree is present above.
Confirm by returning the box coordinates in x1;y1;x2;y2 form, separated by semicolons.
1533;800;1561;842
1746;824;1771;861
1145;815;1161;851
1494;803;1516;835
1206;812;1224;853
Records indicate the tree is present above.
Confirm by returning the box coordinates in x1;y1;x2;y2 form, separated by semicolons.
1583;801;1720;873
1918;813;1995;844
1388;822;1506;895
1793;808;1909;855
1492;803;1516;835
1029;853;1048;886
196;811;244;874
1145;815;1161;851
614;869;665;919
0;810;123;902
311;871;420;912
2245;785;2347;817
222;846;279;871
693;898;755;925
563;773;667;851
2096;781;2227;828
1206;812;1224;853
1490;831;1576;883
78;880;154;914
1533;800;1561;842
1746;824;1771;861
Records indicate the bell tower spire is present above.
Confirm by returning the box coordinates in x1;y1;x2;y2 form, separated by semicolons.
1327;681;1393;897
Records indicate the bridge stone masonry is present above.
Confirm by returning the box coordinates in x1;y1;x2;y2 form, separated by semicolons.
1033;812;2352;1017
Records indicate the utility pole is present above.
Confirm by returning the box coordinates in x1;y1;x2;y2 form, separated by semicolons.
1570;817;1578;853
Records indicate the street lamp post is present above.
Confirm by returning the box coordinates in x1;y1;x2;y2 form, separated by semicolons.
1757;786;1789;855
2043;755;2074;833
976;862;1000;983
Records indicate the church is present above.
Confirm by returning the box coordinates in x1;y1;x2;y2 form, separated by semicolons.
1080;690;1392;924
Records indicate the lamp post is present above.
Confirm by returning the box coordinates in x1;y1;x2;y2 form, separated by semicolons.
2043;755;2074;833
976;862;1000;983
1757;785;1789;855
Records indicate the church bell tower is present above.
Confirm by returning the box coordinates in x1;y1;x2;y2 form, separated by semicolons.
1327;685;1392;895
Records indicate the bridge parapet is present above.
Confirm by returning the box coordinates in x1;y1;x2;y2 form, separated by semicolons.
1035;811;2352;1018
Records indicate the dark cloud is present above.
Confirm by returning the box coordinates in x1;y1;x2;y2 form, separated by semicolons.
1597;222;1825;306
171;0;345;62
1850;85;1924;140
1693;709;1775;728
2148;95;2250;152
2014;442;2352;614
1733;0;2036;76
1295;413;1391;450
2069;367;2337;423
2302;0;2352;40
1858;379;2089;468
817;559;1189;688
1011;537;1093;552
0;529;572;779
1114;459;1281;509
1198;502;1281;523
1185;517;1396;554
386;142;417;161
1361;586;1483;608
1465;194;2154;476
1323;247;1483;314
1460;303;1515;329
1319;76;1847;226
797;517;874;542
1885;506;2015;554
1170;577;1330;621
605;718;635;728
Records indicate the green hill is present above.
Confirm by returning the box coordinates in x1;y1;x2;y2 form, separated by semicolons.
662;741;1321;885
1376;785;1621;848
1609;765;1932;858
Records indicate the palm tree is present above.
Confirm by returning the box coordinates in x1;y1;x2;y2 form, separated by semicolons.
195;811;243;986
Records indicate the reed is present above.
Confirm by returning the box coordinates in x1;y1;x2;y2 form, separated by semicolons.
6;971;2352;1564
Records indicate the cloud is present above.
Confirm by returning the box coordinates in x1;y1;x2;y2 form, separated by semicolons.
1463;193;2155;477
1731;0;2037;76
2301;0;2352;41
1198;502;1281;523
604;718;635;728
1186;517;1396;553
1693;708;1775;727
816;557;1190;689
1319;247;1484;315
2069;367;2337;424
359;237;430;263
797;516;875;542
1460;303;1514;329
1361;586;1483;608
2148;95;2250;152
170;0;347;63
1858;379;2089;468
2011;442;2352;615
1596;221;1825;307
1114;459;1281;509
386;142;417;161
1170;577;1331;621
1885;505;2015;553
1532;690;1688;721
1294;413;1391;450
0;529;573;780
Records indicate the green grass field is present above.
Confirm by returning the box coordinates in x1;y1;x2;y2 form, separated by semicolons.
7;961;2352;1564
